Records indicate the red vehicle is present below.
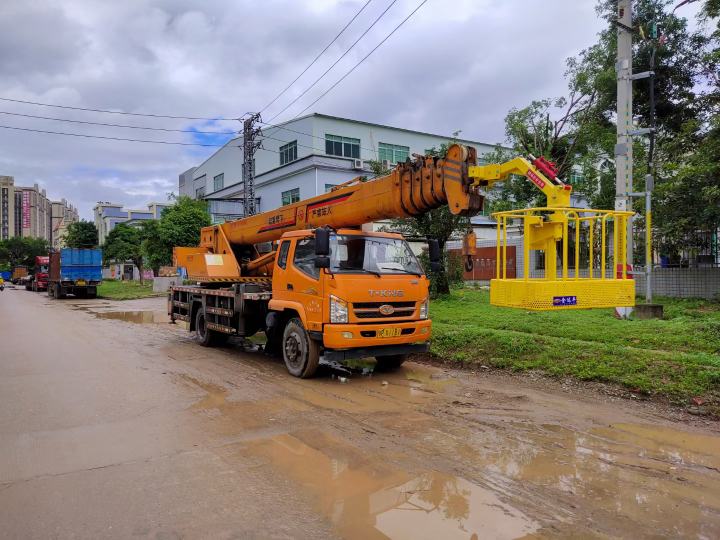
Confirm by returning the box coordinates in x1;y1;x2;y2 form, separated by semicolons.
25;256;49;292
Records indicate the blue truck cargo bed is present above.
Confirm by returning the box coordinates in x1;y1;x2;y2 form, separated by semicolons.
58;248;103;282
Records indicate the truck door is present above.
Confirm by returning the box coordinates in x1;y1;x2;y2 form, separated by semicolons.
271;240;292;301
289;237;324;333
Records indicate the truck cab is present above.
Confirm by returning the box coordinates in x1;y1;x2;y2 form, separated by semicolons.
30;256;49;292
266;228;431;377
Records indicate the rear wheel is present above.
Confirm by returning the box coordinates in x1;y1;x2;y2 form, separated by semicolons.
195;308;228;347
375;354;407;371
282;318;320;378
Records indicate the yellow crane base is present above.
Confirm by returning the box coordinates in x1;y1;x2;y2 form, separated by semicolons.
490;279;636;311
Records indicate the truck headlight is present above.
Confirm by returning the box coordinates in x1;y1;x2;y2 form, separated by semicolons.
330;295;348;323
419;298;429;320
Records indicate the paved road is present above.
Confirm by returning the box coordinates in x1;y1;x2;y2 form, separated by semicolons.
1;286;720;539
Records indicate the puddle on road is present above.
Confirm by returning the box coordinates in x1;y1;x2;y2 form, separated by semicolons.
292;364;457;414
243;429;539;540
440;420;720;537
94;310;169;324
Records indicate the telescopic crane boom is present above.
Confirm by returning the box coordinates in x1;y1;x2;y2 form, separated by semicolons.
178;145;573;282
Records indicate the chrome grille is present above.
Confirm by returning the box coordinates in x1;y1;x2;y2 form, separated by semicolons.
352;301;416;319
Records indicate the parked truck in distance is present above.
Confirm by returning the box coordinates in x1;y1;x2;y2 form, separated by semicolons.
11;266;28;284
25;256;49;292
48;248;102;299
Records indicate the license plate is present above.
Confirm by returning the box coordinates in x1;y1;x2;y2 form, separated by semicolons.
76;279;86;286
378;327;401;338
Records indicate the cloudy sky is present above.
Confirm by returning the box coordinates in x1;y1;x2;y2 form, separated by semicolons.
0;0;698;219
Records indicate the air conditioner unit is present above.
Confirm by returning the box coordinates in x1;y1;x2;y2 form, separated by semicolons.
352;158;364;170
381;159;391;170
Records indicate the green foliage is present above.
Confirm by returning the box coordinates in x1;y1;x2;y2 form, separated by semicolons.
65;220;99;248
103;223;146;283
0;237;51;270
140;220;169;275
429;289;720;404
158;196;211;252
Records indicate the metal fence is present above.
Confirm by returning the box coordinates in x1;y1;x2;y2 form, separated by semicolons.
448;237;720;300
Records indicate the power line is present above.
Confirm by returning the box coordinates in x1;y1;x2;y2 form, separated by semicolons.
0;110;239;135
293;0;428;120
259;0;373;113
0;124;228;146
266;0;399;122
0;96;238;121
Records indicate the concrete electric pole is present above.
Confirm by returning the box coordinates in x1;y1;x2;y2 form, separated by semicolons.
615;0;635;318
242;113;263;217
616;0;634;268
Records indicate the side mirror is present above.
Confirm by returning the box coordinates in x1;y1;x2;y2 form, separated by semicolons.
315;256;330;269
315;227;330;256
428;239;442;273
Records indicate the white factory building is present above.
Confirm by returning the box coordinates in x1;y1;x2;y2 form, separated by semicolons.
178;113;500;223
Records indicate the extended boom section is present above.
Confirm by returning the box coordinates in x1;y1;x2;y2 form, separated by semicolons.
182;144;483;282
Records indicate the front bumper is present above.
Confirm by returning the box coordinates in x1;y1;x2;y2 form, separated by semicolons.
322;318;431;349
323;342;429;362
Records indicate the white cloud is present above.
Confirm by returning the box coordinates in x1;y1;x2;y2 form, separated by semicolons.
0;0;698;219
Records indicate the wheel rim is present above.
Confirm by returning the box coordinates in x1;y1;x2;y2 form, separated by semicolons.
284;330;304;369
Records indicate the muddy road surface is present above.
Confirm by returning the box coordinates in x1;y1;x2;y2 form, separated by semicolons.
1;288;719;539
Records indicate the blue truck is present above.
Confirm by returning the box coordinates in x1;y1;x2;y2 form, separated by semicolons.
48;248;102;299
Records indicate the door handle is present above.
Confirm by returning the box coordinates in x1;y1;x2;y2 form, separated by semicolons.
287;283;294;290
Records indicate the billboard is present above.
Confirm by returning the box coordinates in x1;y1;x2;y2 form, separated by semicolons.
22;191;30;229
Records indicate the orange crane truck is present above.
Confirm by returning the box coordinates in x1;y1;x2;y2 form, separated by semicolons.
169;144;631;377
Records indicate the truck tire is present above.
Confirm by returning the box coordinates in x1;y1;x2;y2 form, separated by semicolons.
195;308;228;347
53;283;65;299
282;318;320;378
375;354;407;371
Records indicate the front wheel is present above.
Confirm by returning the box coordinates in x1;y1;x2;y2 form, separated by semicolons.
282;318;320;378
375;354;407;371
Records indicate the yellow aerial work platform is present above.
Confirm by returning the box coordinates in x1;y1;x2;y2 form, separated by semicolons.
489;207;635;310
466;156;635;311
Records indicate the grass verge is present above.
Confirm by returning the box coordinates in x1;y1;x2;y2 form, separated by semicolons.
429;289;720;406
97;279;161;300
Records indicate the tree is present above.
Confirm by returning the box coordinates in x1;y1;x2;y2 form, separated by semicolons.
0;237;51;270
103;224;146;283
157;196;211;254
382;144;469;296
141;220;170;275
65;220;99;248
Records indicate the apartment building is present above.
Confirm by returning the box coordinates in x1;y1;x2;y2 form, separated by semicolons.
93;201;170;245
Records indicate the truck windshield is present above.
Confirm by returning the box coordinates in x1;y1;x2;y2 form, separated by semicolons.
329;235;423;275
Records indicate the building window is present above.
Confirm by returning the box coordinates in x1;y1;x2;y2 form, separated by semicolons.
213;173;224;192
280;141;298;165
196;186;206;198
569;172;584;184
281;188;300;206
379;142;410;164
325;184;337;192
325;134;360;159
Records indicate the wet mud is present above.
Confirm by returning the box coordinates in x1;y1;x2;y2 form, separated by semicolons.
3;292;719;539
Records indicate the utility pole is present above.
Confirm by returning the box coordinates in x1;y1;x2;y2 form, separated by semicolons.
615;0;635;318
241;113;263;217
616;0;634;268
